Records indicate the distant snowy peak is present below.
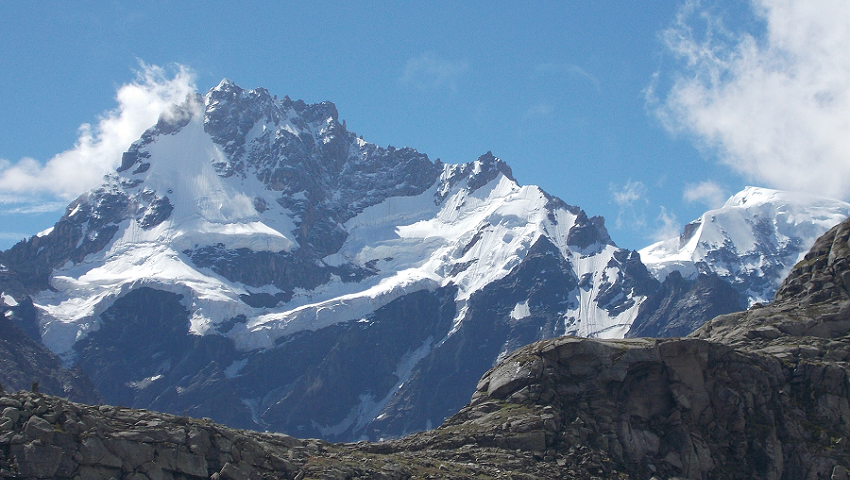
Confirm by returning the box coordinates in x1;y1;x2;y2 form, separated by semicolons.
640;186;850;305
722;186;847;211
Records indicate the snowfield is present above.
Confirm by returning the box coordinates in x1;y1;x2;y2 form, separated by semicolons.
32;91;646;356
641;186;850;305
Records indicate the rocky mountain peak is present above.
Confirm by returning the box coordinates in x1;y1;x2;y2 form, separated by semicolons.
435;151;515;203
204;80;340;142
774;215;850;305
473;151;515;183
0;80;700;444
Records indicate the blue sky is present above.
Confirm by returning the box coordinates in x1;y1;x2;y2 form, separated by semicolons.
2;1;849;251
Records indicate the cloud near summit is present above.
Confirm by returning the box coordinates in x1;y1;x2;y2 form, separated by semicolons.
652;0;850;200
0;63;195;202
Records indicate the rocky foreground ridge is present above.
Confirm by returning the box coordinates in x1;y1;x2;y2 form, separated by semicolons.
3;220;850;478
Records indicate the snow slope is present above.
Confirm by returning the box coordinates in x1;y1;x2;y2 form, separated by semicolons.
640;187;850;305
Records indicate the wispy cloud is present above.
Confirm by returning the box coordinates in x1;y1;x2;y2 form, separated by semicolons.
651;206;682;242
683;180;728;208
535;62;601;92
0;202;67;215
400;52;469;92
610;180;648;229
651;0;850;199
611;180;647;207
0;62;196;201
523;103;555;120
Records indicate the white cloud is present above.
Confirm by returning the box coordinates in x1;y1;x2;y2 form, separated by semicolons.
683;180;728;208
651;206;682;242
400;52;469;92
653;0;850;200
610;180;648;229
611;180;647;207
0;62;196;201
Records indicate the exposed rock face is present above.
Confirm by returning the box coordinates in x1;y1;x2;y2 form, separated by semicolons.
465;335;846;479
0;389;580;479
0;390;308;480
4;218;850;479
0;302;100;405
627;271;743;338
458;216;850;479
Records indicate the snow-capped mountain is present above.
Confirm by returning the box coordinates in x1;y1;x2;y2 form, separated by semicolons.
0;80;658;441
640;187;850;306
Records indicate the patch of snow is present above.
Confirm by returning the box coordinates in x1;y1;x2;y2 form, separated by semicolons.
241;398;267;428
224;359;249;379
563;244;646;339
510;300;530;320
1;292;18;307
126;374;163;390
312;393;378;439
232;271;441;350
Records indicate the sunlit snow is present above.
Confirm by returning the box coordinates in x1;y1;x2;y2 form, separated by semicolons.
641;186;850;304
33;92;647;356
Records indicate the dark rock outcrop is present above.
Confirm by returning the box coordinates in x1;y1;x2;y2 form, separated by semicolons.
454;216;850;479
627;271;744;338
0;306;100;405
